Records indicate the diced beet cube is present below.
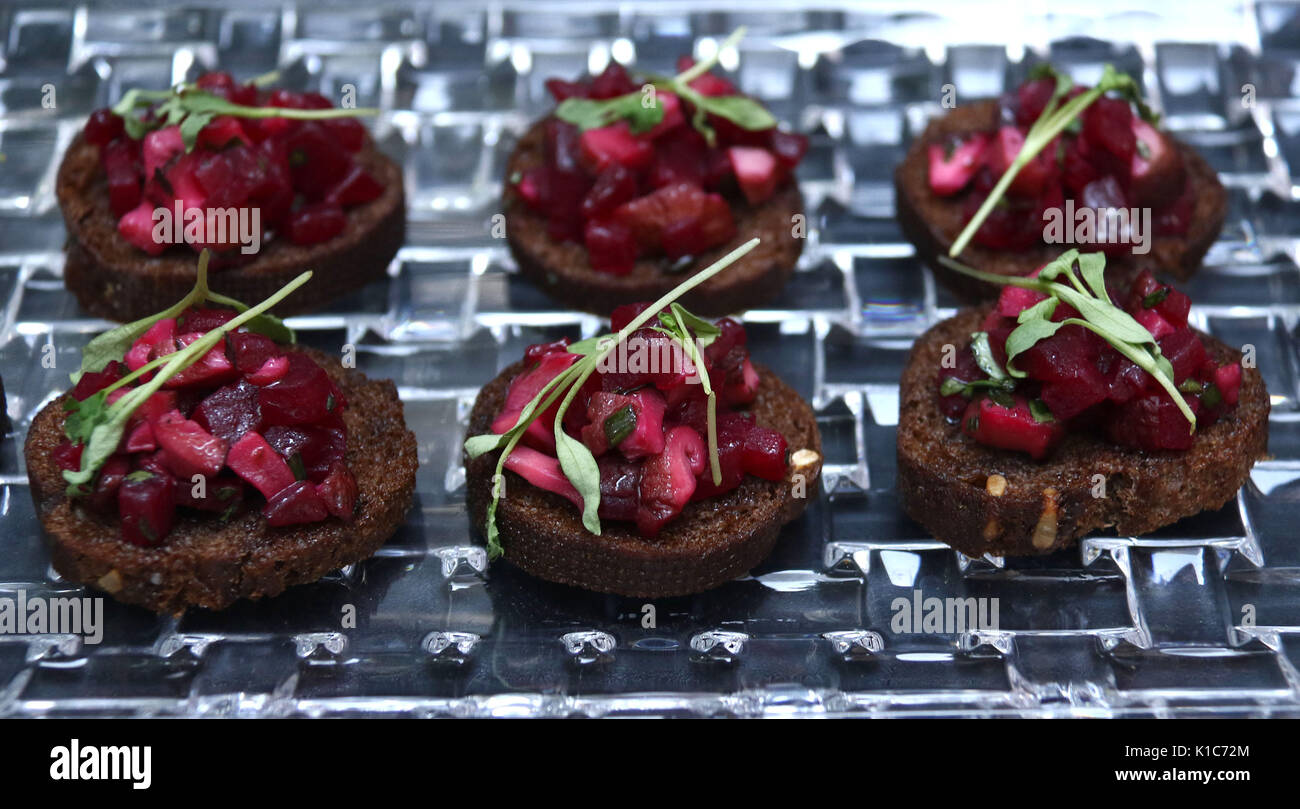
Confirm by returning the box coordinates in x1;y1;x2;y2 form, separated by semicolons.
263;479;329;526
588;62;637;99
580;388;666;459
722;357;761;407
675;57;736;96
315;461;358;521
649;128;708;190
728;146;780;204
175;472;243;513
637;426;706;536
1083;96;1136;163
1107;391;1199;451
962;396;1065;460
87;455;130;515
179;307;237;334
692;411;751;500
196;115;249;150
1159;328;1209;384
524;338;572;363
286;122;350;198
258;353;342;427
1215;363;1242;407
196;72;236;94
613;183;736;254
1014;77;1056;127
323;118;367;152
118;201;167;256
545;78;589;102
325;164;384;207
125;318;178;373
610;302;655;332
581;165;639;221
491;351;579;453
102;138;143;217
645;90;685;139
53;440;84;473
246;355;289;386
584;218;638;275
579;122;654;174
85;109;125;147
142;125;185;181
227;431;296;499
263;425;346;481
164;334;239;389
286;202;346;245
927;133;990;196
503;446;585;511
596;455;641;521
1017;326;1109;420
118;470;176;547
71;361;125;401
995;284;1049;319
228;331;281;375
987;126;1056;198
133;390;179;426
194;380;263;444
153;409;229;480
742;425;788;480
1129;118;1185;207
1134;307;1175;341
124;421;156;454
769;130;809;170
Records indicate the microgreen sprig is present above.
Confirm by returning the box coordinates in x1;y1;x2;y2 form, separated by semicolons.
948;64;1151;258
62;250;310;496
555;27;775;146
111;70;379;152
465;237;761;558
939;249;1196;432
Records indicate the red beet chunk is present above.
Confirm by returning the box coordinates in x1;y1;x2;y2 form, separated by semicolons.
637;426;706;536
315;461;358;521
988;126;1057;198
963;189;1043;250
87;455;130;515
927;133;989;196
176;473;244;513
1014;77;1056;127
545;78;589;102
142;125;185;180
585;219;639;276
118;470;176;546
610;302;655;332
649;127;708;189
691;412;751;499
102;138;143;217
195;72;236;95
962;396;1065;460
246;355;289;386
118;201;166;255
258;353;341;427
1083;96;1136;163
613;183;735;254
286;123;351;198
596;455;641;521
194;380;263;444
164;334;239;389
125;318;178;374
153;409;229;480
53;440;84;472
504;446;584;511
71;361;125;401
742;425;788;480
1017;326;1110;420
728;146;780;204
579;122;654;174
228;331;281;375
1159;328;1209;384
581;164;639;220
286;201;346;245
85;108;125;147
326;164;384;207
769;130;809;170
1107;391;1199;451
524;338;571;363
196;115;249;150
721;356;761;407
263;479;330;526
675;57;736;96
324;118;367;152
263;424;346;481
588;62;637;99
1129;119;1185;206
124;421;156;453
227;431;296;499
179;307;237;334
491;350;579;453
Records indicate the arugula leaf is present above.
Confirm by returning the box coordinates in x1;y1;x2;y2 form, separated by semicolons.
686;92;775;132
556;93;665;134
554;425;602;534
970;331;1010;381
1029;399;1055;423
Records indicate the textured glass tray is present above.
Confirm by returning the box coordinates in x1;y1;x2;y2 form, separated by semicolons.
2;1;1300;718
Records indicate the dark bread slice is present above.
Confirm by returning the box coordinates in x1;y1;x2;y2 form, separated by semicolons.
897;307;1269;556
464;361;822;597
24;346;418;615
504;120;805;317
894;100;1227;302
56;132;406;322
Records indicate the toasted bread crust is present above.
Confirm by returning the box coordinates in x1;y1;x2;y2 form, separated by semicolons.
894;100;1227;302
897;307;1269;556
56;133;406;322
464;361;822;597
24;347;418;614
503;120;805;317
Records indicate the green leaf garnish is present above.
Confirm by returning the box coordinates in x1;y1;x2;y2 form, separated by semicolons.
949;64;1150;259
62;250;311;496
111;71;378;152
466;237;761;558
939;249;1196;433
603;405;637;448
1028;399;1055;423
970;331;1010;382
554;27;775;146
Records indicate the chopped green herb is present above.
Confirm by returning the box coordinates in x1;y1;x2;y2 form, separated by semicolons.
1142;287;1169;309
603;405;638;448
1200;383;1222;409
1029;399;1055;423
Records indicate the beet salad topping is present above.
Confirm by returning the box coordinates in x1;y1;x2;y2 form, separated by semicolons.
929;67;1193;253
513;50;808;276
84;71;384;258
937;262;1242;460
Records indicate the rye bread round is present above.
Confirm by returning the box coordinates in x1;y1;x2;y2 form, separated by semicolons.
464;361;822;597
503;120;805;317
897;306;1269;557
24;346;418;615
56;132;406;322
894;100;1227;302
